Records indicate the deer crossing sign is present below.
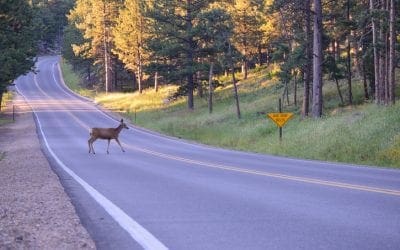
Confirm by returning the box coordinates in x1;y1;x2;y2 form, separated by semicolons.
267;113;294;128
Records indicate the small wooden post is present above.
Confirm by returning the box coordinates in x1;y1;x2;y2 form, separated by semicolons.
279;98;282;141
12;105;15;122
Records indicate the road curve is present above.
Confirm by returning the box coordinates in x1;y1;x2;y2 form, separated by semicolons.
14;56;400;249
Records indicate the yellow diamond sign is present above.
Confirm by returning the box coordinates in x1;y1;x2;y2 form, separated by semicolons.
267;113;294;128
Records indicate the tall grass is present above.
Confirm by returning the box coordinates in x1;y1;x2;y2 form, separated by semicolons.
60;60;400;168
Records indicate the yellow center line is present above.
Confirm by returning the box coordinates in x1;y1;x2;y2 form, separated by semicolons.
126;144;400;197
31;69;92;131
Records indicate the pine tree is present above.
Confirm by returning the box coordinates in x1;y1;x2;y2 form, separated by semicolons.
69;0;121;93
146;0;213;110
0;0;37;109
113;0;148;93
195;7;234;113
230;0;264;79
62;23;95;83
31;0;74;50
369;0;397;105
268;0;312;112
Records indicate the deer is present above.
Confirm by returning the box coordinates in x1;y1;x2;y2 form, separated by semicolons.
88;119;129;154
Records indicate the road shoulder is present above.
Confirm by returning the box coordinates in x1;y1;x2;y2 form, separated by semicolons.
0;95;96;249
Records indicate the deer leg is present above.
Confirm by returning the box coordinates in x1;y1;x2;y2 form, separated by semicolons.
107;139;111;154
88;137;96;154
115;138;125;152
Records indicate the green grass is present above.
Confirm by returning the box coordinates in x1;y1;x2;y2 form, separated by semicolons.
0;91;13;126
60;60;96;98
95;85;179;113
61;60;400;168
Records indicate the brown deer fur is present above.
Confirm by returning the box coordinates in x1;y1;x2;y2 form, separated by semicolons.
88;119;129;154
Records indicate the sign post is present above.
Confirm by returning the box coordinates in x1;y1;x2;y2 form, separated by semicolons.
267;99;293;141
279;98;282;140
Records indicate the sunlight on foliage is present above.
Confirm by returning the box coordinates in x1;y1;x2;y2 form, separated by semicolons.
95;85;180;113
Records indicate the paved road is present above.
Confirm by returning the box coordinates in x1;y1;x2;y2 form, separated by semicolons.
14;56;400;249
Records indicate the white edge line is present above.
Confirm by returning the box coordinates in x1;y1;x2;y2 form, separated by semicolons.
15;83;168;250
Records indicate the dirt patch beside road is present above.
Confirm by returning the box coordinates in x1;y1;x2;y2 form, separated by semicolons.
0;96;96;249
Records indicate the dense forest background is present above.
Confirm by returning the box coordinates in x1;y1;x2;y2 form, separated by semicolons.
1;0;399;118
0;0;73;107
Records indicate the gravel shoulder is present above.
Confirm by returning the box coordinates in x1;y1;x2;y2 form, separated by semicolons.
0;95;96;249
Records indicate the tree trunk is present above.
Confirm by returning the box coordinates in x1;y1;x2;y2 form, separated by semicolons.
135;44;142;93
186;0;194;110
258;45;262;66
378;12;386;104
370;0;380;103
232;70;241;119
242;46;248;79
114;59;118;90
137;49;143;94
87;64;91;84
104;38;111;93
312;0;323;118
346;0;353;105
294;72;298;107
0;91;3;111
388;0;396;104
229;43;241;119
154;71;158;92
208;63;214;114
362;61;370;100
137;68;142;94
346;38;353;105
335;77;345;105
282;81;290;106
370;0;382;104
302;0;312;118
187;72;194;110
139;14;144;94
103;1;112;93
197;70;203;98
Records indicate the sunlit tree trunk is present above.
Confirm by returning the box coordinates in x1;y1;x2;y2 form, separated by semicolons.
154;71;159;92
103;6;112;93
137;41;142;94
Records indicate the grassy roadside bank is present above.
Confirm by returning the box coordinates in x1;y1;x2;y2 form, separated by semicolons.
0;92;13;126
60;60;400;168
1;91;13;162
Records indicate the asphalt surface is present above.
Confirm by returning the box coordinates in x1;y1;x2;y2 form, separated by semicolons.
14;56;400;249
